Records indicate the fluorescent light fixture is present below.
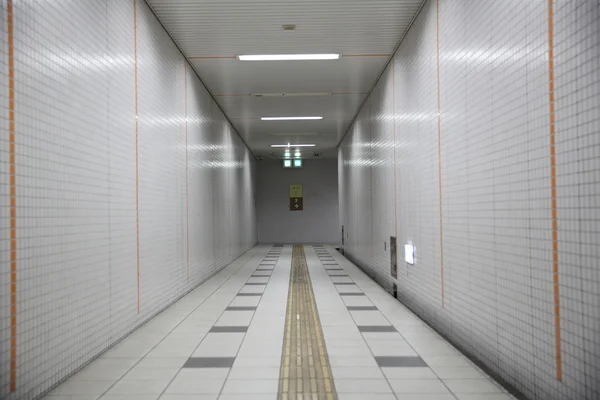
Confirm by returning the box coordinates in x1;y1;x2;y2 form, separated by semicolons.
254;92;331;98
238;54;340;61
271;143;316;148
294;152;301;157
261;116;322;121
404;243;415;265
268;132;319;136
293;159;303;168
283;159;292;168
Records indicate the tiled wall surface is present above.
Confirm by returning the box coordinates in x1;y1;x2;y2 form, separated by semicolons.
0;0;257;398
338;0;599;399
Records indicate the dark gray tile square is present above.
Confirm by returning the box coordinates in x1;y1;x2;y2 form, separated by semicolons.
375;356;427;367
209;326;248;333
183;357;236;368
347;306;378;311
339;293;365;297
328;273;348;276
357;325;397;332
237;293;263;297
245;282;267;286
226;306;257;311
334;282;356;285
325;268;343;271
256;268;274;271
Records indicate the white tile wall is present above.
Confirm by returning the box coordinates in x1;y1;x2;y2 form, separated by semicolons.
338;0;600;399
0;0;257;399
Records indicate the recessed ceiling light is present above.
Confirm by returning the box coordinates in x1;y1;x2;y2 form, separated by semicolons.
271;143;316;148
238;54;340;61
294;152;301;157
261;116;322;121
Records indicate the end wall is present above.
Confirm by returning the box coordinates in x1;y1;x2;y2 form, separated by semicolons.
257;158;339;244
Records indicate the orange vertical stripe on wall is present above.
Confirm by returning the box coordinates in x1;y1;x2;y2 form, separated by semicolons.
547;0;562;382
184;62;190;281
8;0;17;393
436;0;445;308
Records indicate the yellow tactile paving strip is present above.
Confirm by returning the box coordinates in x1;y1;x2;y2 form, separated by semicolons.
278;245;337;400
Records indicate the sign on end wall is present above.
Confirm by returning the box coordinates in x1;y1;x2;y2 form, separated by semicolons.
289;184;303;211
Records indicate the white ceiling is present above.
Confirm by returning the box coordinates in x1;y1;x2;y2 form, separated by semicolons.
147;0;424;159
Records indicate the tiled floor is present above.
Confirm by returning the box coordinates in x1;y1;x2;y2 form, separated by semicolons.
41;244;516;400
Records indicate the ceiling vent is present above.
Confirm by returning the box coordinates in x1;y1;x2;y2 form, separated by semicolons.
282;24;296;31
253;92;331;98
313;152;321;157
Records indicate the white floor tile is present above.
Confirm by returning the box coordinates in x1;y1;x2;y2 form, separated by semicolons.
381;367;438;379
228;367;280;379
105;379;171;395
332;366;385;379
221;379;279;394
334;379;392;393
388;379;450;394
165;376;226;394
337;395;396;400
329;356;378;367
47;380;114;396
443;378;503;394
122;366;179;381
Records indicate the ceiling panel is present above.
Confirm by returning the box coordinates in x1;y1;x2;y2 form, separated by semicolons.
189;57;386;95
217;93;365;119
148;0;424;56
146;0;425;157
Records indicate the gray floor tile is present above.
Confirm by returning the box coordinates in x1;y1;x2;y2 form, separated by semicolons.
236;293;262;296
375;356;427;367
225;306;257;311
358;325;397;332
347;306;378;310
334;282;356;285
183;357;236;368
340;293;365;297
209;326;248;333
244;282;267;286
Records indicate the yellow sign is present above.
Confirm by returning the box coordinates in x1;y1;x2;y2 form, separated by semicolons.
289;184;303;198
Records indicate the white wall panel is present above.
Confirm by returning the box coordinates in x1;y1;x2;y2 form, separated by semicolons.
338;0;600;399
0;1;257;398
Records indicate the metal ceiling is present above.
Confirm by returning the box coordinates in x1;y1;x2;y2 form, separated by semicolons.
146;0;424;158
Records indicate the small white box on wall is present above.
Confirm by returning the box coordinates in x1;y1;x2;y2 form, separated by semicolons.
404;243;415;265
